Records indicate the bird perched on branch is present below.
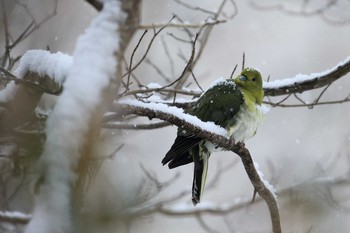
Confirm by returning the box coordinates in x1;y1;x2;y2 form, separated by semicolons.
162;67;265;205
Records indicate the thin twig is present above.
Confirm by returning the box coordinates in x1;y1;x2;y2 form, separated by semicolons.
162;33;199;89
11;0;58;49
145;58;171;82
249;0;348;25
241;52;245;70
138;20;226;29
161;35;175;77
85;0;103;11
103;121;170;130
229;64;238;79
313;83;332;104
122;88;200;97
123;29;148;92
174;0;217;15
1;0;10;68
263;96;350;108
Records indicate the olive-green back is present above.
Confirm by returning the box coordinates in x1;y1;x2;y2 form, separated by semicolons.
186;80;243;130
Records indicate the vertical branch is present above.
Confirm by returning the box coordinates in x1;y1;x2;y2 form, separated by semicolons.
73;0;142;229
24;2;130;233
0;0;10;68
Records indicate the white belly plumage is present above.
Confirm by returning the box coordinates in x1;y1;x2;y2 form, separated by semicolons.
204;104;264;153
228;104;264;142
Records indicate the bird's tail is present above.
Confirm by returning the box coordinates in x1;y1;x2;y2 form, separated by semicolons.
192;149;209;206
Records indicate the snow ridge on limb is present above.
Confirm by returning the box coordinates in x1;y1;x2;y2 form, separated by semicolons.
24;2;125;233
119;99;228;137
264;55;350;96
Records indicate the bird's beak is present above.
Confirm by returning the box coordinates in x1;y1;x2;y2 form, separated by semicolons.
239;75;247;81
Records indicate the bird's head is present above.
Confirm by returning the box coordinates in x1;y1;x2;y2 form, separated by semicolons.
234;67;264;105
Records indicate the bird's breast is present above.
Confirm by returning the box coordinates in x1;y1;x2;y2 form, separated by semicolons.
227;104;264;143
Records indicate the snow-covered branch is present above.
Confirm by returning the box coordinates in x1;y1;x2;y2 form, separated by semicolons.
114;100;281;233
0;50;72;131
264;55;350;96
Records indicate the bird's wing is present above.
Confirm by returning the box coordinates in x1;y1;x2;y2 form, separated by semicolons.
162;80;243;168
186;80;243;129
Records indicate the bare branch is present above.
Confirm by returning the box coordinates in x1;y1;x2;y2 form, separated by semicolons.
263;95;350;108
249;0;350;25
123;29;149;92
138;20;226;29
145;58;171;82
103;121;170;130
121;87;201;98
0;0;10;68
162;33;199;89
11;1;58;49
229;64;238;79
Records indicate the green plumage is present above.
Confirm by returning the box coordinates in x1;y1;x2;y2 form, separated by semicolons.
162;68;264;205
185;81;243;131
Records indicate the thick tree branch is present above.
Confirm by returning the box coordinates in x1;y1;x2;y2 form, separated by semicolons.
114;102;281;233
264;56;350;96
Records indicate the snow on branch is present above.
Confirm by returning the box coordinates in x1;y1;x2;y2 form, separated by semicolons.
114;100;281;233
0;50;72;102
118;99;228;137
24;2;125;233
0;211;31;224
264;55;350;96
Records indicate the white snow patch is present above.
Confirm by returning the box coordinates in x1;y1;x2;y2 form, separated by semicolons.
206;17;216;24
169;201;234;213
146;82;162;89
256;104;269;114
119;99;228;137
15;50;72;85
0;210;32;220
207;77;234;90
143;95;197;105
24;2;124;233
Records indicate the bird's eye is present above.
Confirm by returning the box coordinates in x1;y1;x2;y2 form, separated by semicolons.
252;78;256;82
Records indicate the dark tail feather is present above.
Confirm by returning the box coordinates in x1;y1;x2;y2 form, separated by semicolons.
191;149;209;206
162;136;201;166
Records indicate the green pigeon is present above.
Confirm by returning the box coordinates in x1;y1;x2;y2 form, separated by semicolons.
162;67;265;205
